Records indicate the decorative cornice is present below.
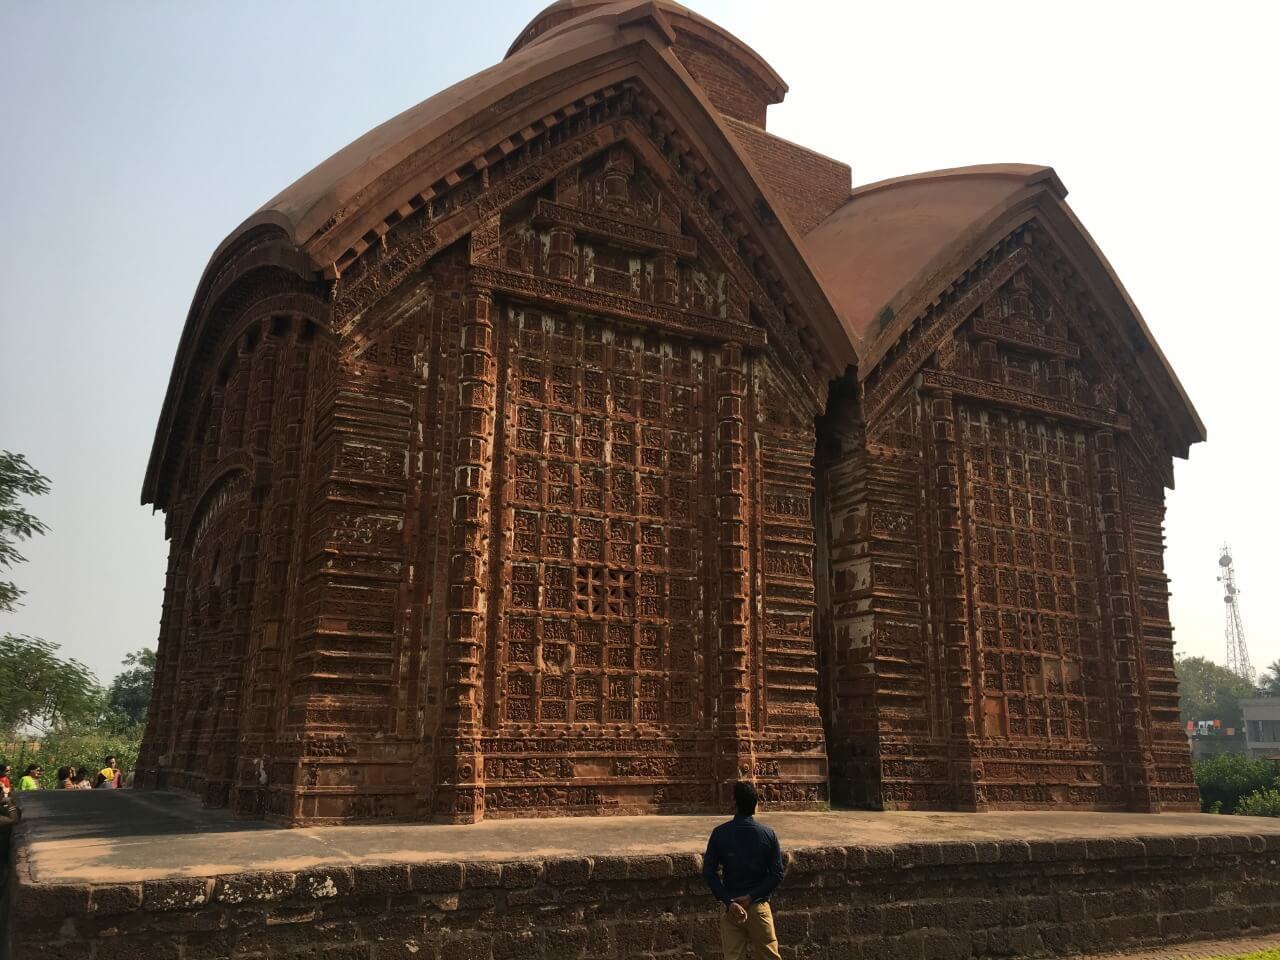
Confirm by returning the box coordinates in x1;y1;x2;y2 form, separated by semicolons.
1018;236;1172;487
531;198;698;257
916;370;1127;431
470;265;767;347
332;123;615;329
967;318;1080;360
865;244;1030;423
329;87;826;408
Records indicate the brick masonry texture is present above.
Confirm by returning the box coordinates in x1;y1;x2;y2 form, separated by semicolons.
11;834;1280;959
135;1;1203;824
722;116;852;234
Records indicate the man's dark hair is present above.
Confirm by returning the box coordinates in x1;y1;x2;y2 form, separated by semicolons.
733;780;759;816
105;755;116;764
25;764;40;775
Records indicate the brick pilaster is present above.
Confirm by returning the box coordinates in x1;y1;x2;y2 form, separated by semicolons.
435;287;496;822
927;390;984;810
715;341;753;797
1094;429;1159;811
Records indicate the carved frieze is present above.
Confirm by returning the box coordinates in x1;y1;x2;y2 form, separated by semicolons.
918;370;1122;430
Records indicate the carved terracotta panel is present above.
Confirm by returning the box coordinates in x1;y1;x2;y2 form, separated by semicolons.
497;305;709;735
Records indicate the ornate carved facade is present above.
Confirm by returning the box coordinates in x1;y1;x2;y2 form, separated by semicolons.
139;1;1204;822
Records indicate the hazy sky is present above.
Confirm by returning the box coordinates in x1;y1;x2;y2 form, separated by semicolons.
1;1;1276;686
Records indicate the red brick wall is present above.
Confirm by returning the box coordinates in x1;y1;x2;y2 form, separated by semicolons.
723;117;851;235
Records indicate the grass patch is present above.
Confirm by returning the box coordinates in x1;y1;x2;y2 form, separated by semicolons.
1203;948;1280;960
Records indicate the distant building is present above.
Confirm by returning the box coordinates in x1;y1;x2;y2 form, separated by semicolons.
1241;698;1280;759
1184;718;1246;760
1187;731;1245;761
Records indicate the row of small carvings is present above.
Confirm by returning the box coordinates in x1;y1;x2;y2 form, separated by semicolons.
292;734;826;757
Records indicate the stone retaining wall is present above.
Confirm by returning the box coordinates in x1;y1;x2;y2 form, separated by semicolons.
10;833;1280;959
1;822;13;960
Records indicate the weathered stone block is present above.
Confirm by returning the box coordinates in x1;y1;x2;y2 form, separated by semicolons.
1025;840;1057;862
917;928;970;960
87;882;143;915
939;842;976;865
505;885;559;907
214;871;296;904
625;855;674;880
790;846;847;873
1137;836;1176;857
861;846;894;869
352;863;411;894
411;861;465;892
494;860;540;890
14;881;92;921
492;929;545;959
462;861;502;888
881;903;914;935
141;877;213;912
994;841;1030;863
183;930;238;960
898;843;942;868
440;931;494;960
545;857;592;885
297;868;355;901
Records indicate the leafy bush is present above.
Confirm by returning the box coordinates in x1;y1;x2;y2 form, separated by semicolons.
1236;788;1280;818
1;725;143;786
1194;753;1280;813
40;725;143;781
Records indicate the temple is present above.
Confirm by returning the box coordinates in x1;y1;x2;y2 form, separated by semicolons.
138;0;1204;823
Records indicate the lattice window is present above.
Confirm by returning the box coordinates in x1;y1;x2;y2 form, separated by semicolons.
573;565;634;616
962;406;1109;745
499;306;706;729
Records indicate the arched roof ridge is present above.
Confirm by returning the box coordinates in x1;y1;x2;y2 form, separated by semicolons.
804;164;1204;450
145;1;855;508
507;0;787;100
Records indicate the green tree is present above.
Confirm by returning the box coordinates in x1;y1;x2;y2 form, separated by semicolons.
0;451;104;736
0;450;50;613
1176;655;1256;729
1193;753;1280;813
0;634;102;736
106;648;156;727
1259;660;1280;697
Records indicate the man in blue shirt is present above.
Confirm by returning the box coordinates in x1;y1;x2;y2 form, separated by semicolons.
702;781;784;960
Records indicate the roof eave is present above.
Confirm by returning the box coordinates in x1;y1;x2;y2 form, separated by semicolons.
853;185;1204;457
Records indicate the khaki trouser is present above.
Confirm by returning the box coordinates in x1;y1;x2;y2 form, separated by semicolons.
718;901;782;960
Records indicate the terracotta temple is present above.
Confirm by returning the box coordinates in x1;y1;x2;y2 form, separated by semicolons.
138;0;1205;823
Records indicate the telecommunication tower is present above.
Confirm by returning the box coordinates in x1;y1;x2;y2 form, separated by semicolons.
1217;545;1254;683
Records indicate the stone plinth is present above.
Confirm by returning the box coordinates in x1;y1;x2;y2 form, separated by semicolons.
8;791;1280;959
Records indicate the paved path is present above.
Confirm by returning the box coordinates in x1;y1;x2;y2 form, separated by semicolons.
14;789;1280;883
1085;934;1280;959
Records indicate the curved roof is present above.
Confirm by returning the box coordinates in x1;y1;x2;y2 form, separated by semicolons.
147;3;1204;508
144;0;851;507
804;164;1065;349
804;162;1204;451
508;0;787;101
243;7;659;272
234;0;786;277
